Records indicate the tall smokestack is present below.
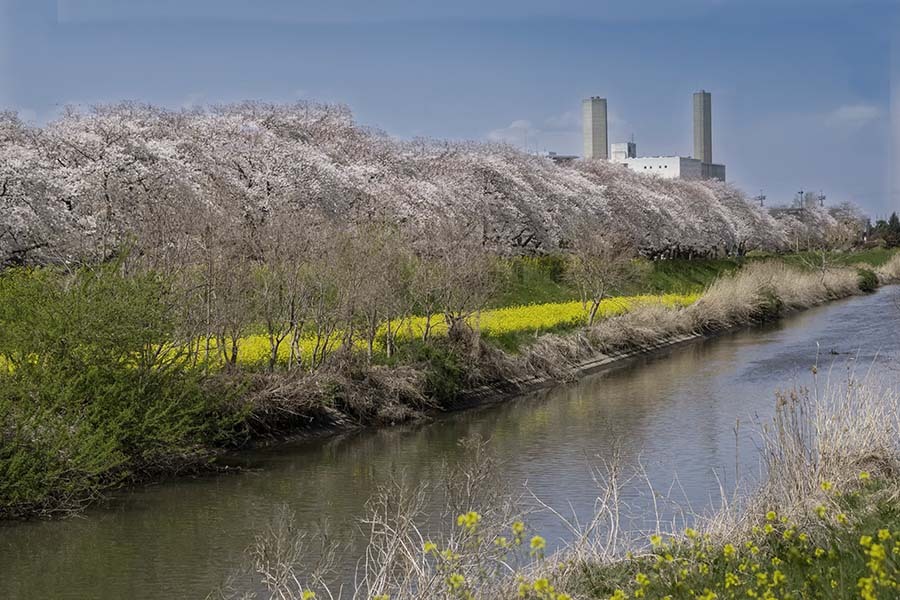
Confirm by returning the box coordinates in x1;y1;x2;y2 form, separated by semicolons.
693;90;712;164
582;97;608;159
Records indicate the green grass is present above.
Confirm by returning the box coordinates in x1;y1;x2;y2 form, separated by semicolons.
490;256;579;308
493;249;898;310
751;247;899;269
643;258;743;294
492;256;740;307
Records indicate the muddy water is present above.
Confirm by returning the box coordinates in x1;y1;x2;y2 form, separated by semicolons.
2;287;898;599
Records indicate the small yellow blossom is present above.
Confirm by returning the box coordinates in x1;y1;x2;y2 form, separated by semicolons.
456;511;481;531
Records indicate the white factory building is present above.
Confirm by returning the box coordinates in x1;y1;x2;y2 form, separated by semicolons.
582;91;726;182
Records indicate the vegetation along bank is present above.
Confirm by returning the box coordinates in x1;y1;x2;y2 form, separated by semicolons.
0;247;897;520
248;372;900;600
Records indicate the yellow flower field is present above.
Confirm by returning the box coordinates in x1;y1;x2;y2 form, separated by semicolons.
232;293;699;366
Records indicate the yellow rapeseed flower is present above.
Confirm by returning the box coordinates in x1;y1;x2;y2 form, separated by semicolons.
456;511;481;531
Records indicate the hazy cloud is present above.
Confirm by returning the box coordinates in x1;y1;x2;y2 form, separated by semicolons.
486;119;535;148
825;103;883;128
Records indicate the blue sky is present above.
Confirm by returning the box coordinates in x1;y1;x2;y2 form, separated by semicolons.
1;0;898;216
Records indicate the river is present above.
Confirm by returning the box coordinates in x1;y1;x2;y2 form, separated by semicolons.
2;286;899;599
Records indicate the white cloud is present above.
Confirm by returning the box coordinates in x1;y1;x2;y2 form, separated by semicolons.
825;103;883;128
543;110;579;130
487;107;629;154
486;119;535;147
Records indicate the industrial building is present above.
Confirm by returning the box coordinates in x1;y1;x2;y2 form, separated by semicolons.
582;97;608;160
583;91;726;182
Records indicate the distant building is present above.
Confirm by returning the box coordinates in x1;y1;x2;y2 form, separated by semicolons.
590;91;726;182
693;91;713;164
582;97;608;160
611;141;636;161
616;154;704;180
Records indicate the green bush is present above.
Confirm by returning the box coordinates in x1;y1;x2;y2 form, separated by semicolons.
0;265;239;517
857;268;878;293
393;341;466;405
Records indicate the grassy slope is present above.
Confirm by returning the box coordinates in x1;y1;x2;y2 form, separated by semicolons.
496;249;895;309
493;256;739;308
476;250;893;353
238;250;895;365
577;480;900;599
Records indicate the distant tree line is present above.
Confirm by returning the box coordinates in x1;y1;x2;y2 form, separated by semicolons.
869;213;900;248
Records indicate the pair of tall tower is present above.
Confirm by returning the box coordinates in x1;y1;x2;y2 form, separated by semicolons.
582;91;713;163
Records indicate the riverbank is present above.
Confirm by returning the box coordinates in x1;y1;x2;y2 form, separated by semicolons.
245;256;894;436
4;277;899;599
1;252;898;519
280;374;899;600
567;378;900;600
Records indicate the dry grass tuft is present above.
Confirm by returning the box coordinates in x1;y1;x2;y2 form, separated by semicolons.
877;251;900;284
756;376;900;521
518;261;862;386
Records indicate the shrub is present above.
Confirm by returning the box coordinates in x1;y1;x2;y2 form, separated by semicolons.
857;268;878;293
0;265;239;517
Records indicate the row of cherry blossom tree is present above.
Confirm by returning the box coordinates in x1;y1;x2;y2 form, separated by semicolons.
0;101;867;269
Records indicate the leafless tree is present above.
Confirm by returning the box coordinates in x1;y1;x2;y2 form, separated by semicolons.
565;220;640;326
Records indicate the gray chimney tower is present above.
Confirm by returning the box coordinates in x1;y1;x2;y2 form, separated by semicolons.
582;97;608;159
693;90;712;164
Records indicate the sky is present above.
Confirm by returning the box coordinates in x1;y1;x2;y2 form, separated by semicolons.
1;0;898;217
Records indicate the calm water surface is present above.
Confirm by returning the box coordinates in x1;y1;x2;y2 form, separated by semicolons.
2;287;899;599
